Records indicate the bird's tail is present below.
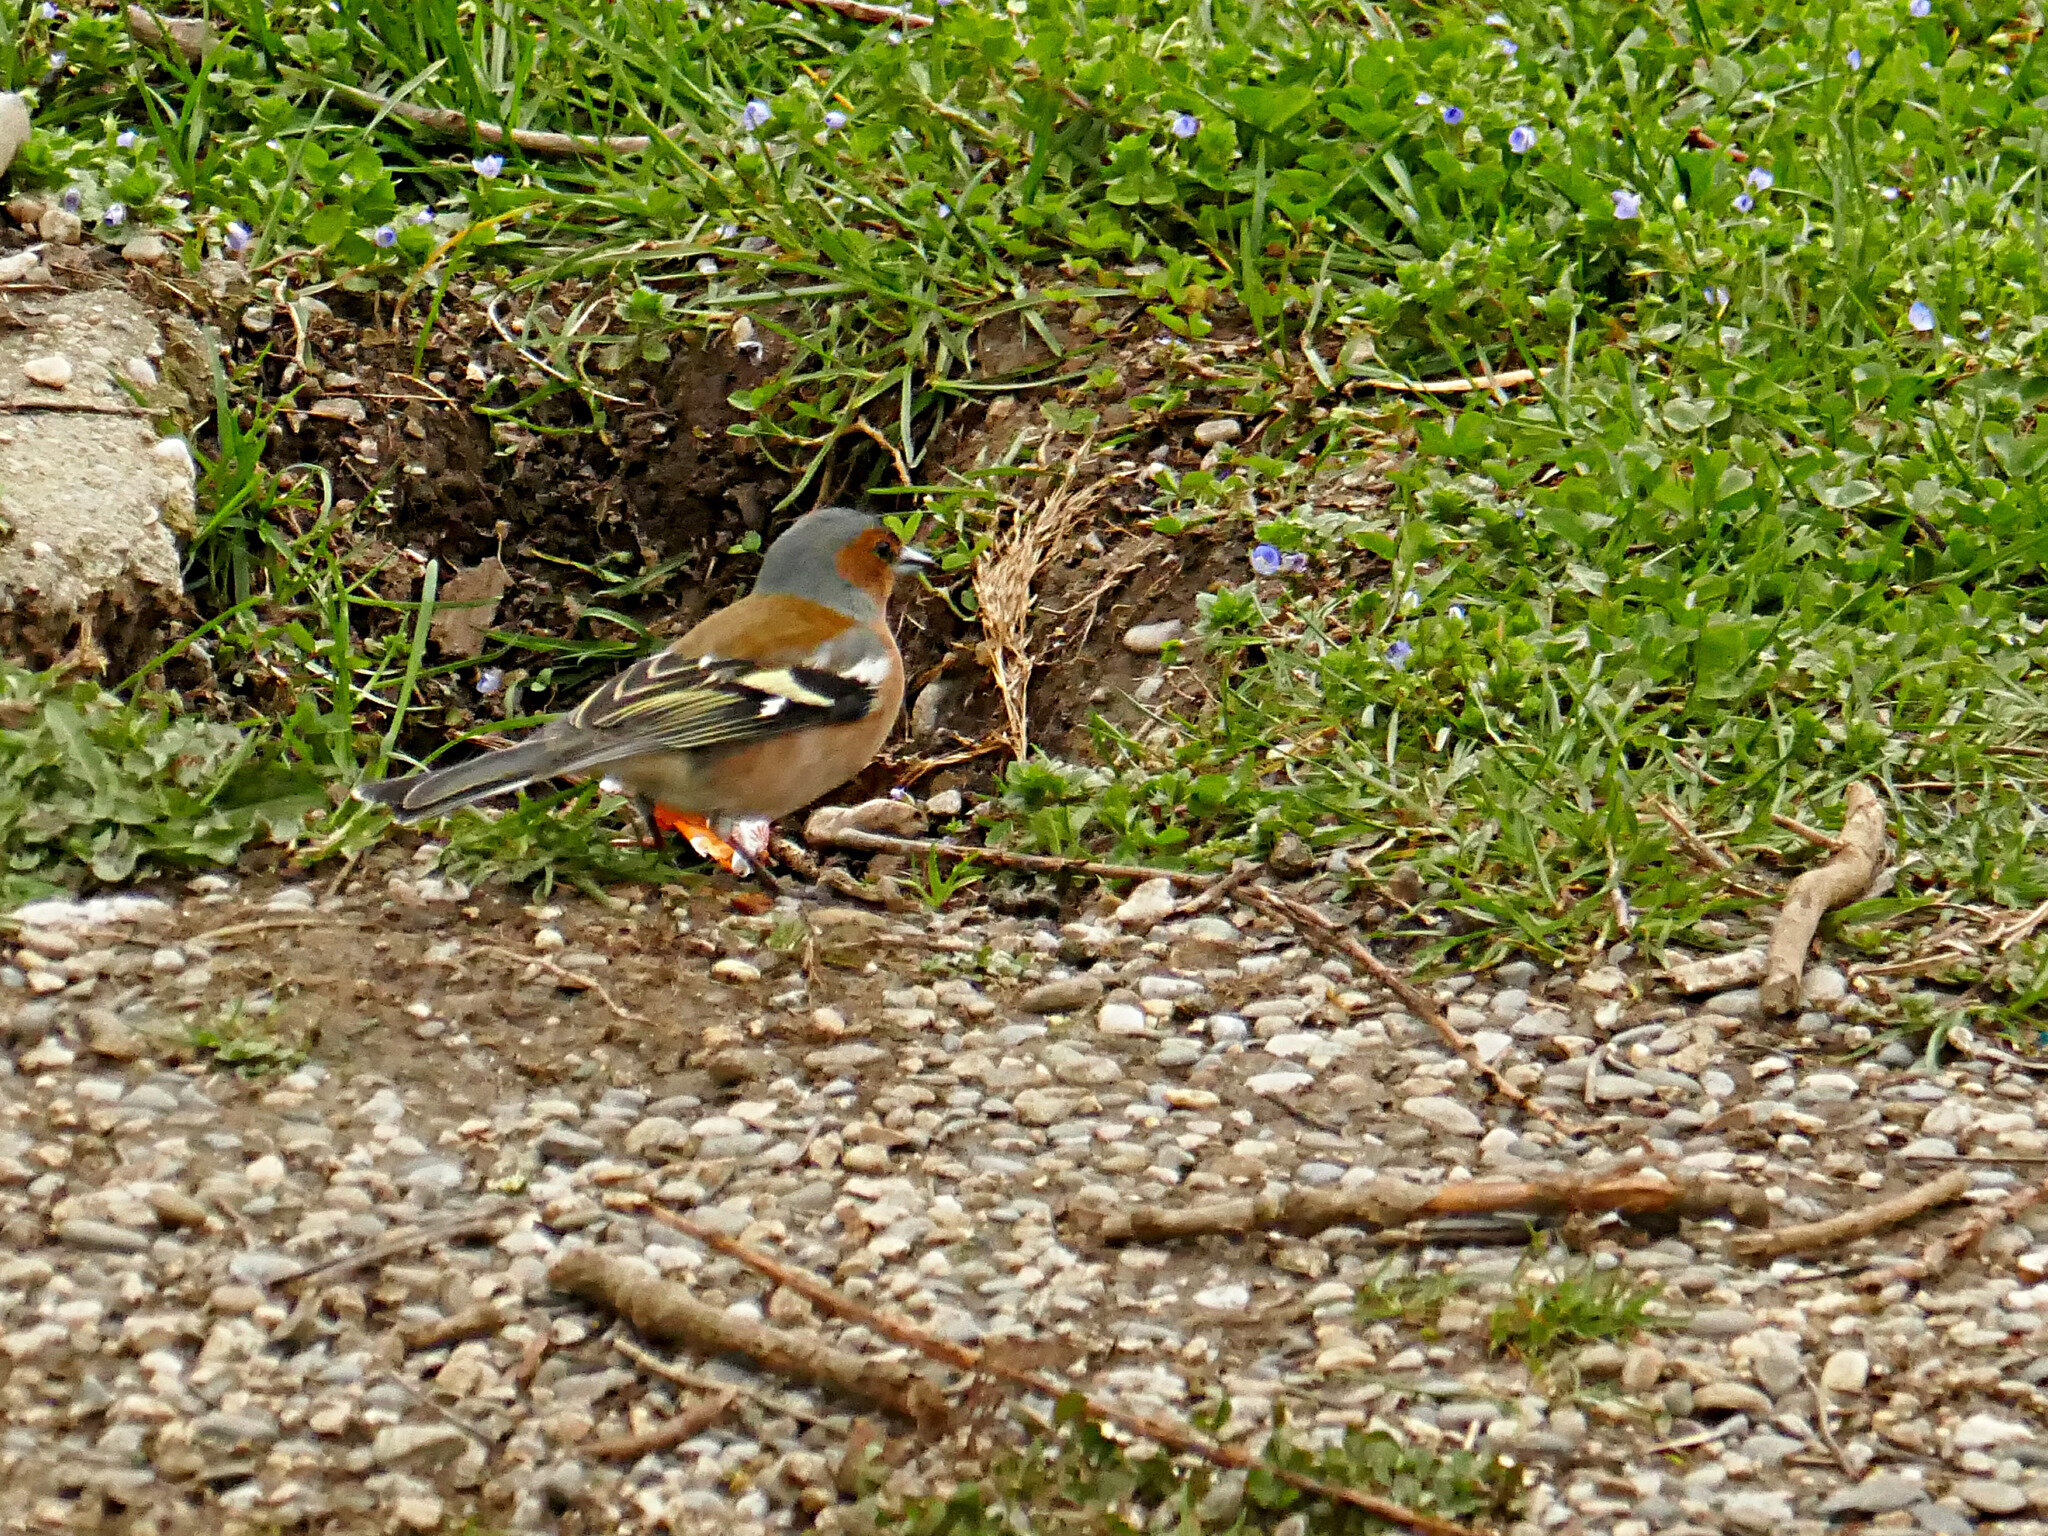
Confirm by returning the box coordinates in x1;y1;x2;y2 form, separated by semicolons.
352;736;622;824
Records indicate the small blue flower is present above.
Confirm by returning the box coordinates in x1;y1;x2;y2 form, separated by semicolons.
47;50;64;67
1498;37;1518;54
37;2;56;18
414;207;435;224
1705;285;1730;308
824;109;848;131
1734;192;1754;212
1910;0;1931;14
1414;92;1435;106
103;203;125;227
473;153;504;179
1846;46;1862;68
225;220;251;252
1485;11;1508;23
1280;551;1309;574
374;224;397;248
1387;639;1413;669
116;129;136;148
1442;104;1465;125
936;201;952;218
60;188;79;212
1880;186;1898;201
1746;167;1774;191
476;667;505;696
1448;604;1466;620
1170;112;1200;139
740;98;772;131
1509;125;1536;153
1250;543;1283;576
1612;188;1641;219
1908;301;1936;332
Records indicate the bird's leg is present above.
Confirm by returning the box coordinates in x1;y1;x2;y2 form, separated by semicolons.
651;805;752;876
634;795;668;852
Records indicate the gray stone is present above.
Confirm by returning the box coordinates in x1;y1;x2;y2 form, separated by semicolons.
1018;977;1103;1014
1113;878;1179;929
0;94;29;179
1719;1491;1793;1532
536;1125;604;1165
371;1422;469;1471
1121;620;1184;655
1819;1348;1869;1394
1915;1505;1975;1536
1402;1095;1482;1137
227;1250;302;1287
1820;1475;1928;1516
190;1409;280;1447
58;1218;149;1253
1955;1481;2026;1516
1693;1381;1772;1416
1687;1307;1756;1337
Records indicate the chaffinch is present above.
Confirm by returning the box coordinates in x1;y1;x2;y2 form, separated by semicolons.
354;506;932;872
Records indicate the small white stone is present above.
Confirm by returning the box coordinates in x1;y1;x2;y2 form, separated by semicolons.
1120;620;1184;655
1403;1095;1483;1137
22;354;72;389
532;927;566;952
1248;1070;1314;1096
1819;1348;1869;1394
1194;1281;1250;1311
1113;877;1178;930
1096;1001;1150;1036
711;957;761;984
1192;418;1243;446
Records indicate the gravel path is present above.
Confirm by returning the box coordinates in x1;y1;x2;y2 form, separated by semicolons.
4;843;2048;1535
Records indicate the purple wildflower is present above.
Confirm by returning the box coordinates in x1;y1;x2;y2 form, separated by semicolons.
1847;46;1862;68
1908;301;1936;332
1612;189;1641;219
1509;125;1536;153
476;667;504;696
374;225;397;248
1170;112;1200;139
116;129;136;148
1734;192;1754;212
1442;104;1465;125
473;153;504;179
1387;639;1413;669
741;98;772;130
102;203;125;227
824;109;848;131
225;221;251;252
1910;0;1930;13
1250;544;1283;577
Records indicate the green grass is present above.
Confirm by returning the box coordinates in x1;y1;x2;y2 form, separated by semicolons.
1;0;2045;1048
1484;1261;1669;1364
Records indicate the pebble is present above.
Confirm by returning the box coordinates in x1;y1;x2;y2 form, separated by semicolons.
1956;1480;2027;1515
1020;977;1103;1013
1192;418;1242;446
1402;1095;1482;1137
22;354;72;389
1113;877;1179;929
58;1218;150;1253
1821;1476;1928;1515
1120;620;1184;655
1820;1347;1869;1394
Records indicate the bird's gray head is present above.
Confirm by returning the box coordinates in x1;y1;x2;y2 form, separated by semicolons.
754;506;933;621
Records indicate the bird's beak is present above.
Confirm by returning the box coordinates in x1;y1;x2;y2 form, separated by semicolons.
893;545;937;574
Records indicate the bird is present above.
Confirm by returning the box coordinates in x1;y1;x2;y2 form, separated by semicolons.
354;506;932;873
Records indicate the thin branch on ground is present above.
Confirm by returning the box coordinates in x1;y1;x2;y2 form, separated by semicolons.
763;0;933;24
1862;1173;2048;1285
584;1389;738;1460
1759;783;1887;1014
550;1248;951;1430
1239;883;1571;1131
1077;1167;1769;1245
279;1201;512;1291
806;825;1215;889
1728;1167;1970;1259
473;943;648;1022
1360;368;1547;394
649;1208;1486;1536
612;1335;827;1426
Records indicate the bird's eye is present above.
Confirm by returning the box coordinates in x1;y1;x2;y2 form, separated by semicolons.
874;540;894;559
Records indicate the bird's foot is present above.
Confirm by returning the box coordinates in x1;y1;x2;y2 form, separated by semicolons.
652;807;773;878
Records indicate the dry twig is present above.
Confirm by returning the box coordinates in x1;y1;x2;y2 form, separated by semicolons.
651;1209;1482;1536
322;79;684;159
1664;947;1770;995
1862;1173;2048;1285
764;0;933;24
1729;1168;1970;1259
474;944;648;1023
584;1390;737;1460
806;826;1213;890
1650;799;1733;871
549;1249;951;1431
1241;884;1567;1130
1080;1168;1768;1245
1360;368;1547;395
280;1202;511;1291
612;1335;825;1427
1759;784;1887;1014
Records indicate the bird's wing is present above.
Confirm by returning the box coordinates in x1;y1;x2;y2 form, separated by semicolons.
560;623;892;756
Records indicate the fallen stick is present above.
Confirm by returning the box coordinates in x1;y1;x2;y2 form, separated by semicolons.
807;826;1214;890
1239;884;1567;1131
583;1389;737;1460
1729;1167;1970;1259
1081;1168;1769;1245
1665;947;1769;995
612;1335;825;1427
652;1209;1483;1536
1758;784;1887;1014
1649;800;1734;872
280;1202;512;1291
1173;860;1261;918
548;1248;950;1432
474;944;648;1023
1862;1172;2048;1285
1360;368;1547;395
318;79;686;159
